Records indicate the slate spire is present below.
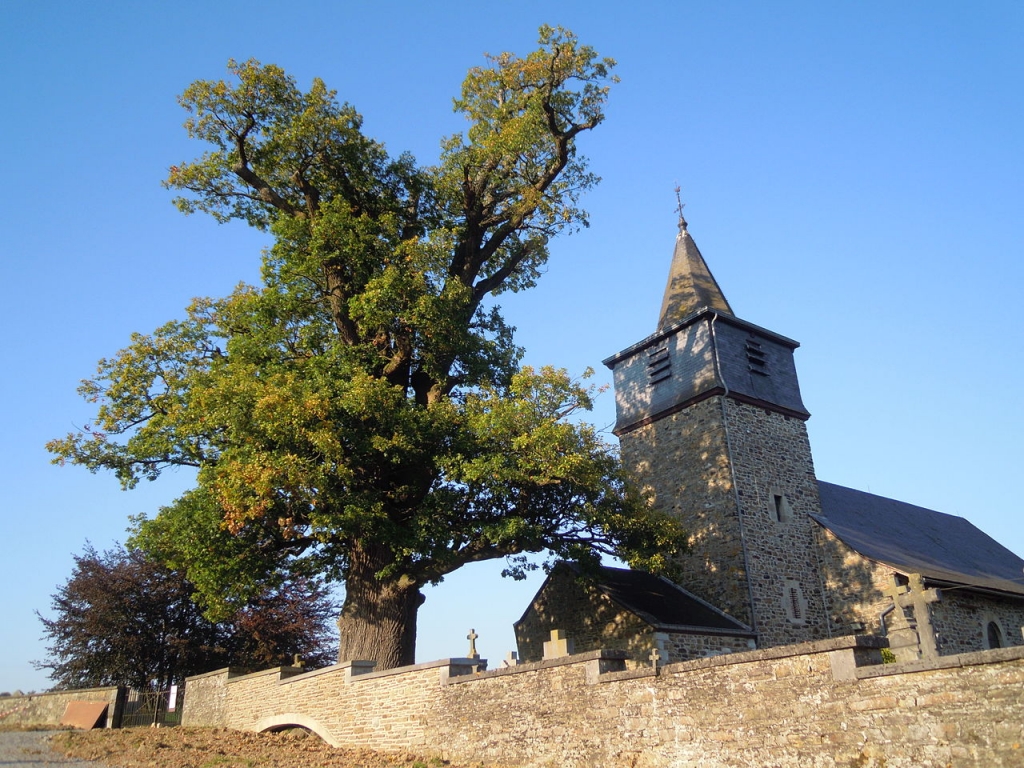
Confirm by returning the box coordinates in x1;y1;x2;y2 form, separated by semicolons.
657;211;733;330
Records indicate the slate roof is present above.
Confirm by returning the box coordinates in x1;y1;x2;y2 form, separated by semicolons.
657;223;733;330
568;563;753;632
813;481;1024;597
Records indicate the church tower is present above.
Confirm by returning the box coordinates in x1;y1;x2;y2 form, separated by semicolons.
603;215;831;647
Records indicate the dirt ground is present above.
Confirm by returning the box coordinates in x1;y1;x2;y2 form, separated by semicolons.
48;727;497;768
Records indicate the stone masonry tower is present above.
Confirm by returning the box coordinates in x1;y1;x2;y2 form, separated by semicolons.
603;215;831;647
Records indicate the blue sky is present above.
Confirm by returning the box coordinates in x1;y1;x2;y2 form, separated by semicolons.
2;1;1022;692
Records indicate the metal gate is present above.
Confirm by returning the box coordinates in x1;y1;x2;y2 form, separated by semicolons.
118;685;183;728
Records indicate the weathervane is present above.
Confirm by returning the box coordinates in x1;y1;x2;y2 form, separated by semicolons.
674;184;688;232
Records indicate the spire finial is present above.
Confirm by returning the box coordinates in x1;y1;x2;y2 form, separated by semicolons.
674;185;688;232
658;192;733;329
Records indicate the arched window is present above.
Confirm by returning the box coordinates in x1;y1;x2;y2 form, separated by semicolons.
986;621;1003;649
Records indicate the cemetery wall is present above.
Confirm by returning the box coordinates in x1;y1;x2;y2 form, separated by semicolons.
180;666;235;727
0;685;122;728
184;637;1024;767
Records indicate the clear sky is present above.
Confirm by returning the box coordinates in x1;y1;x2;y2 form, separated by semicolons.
2;1;1022;693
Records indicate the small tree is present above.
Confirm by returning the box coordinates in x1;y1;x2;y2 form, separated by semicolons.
48;28;685;670
36;545;337;690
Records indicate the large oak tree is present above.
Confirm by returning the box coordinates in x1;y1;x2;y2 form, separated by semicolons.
49;28;684;670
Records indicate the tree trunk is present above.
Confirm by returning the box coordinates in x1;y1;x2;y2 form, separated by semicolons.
336;547;424;670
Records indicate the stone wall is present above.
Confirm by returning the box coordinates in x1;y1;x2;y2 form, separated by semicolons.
184;638;1024;767
658;627;757;660
180;667;237;727
619;394;832;647
815;525;1024;655
719;397;830;646
619;396;751;625
816;524;898;636
0;685;122;728
934;591;1024;654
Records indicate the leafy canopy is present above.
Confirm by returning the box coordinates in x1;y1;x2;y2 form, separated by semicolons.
36;544;337;690
48;28;683;633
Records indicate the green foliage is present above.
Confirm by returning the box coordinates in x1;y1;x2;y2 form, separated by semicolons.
48;28;684;665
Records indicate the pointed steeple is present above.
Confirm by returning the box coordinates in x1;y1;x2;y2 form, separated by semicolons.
657;213;732;330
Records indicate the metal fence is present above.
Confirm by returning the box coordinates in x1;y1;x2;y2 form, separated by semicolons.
118;685;184;728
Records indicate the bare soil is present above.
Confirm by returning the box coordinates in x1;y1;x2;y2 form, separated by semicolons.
49;727;496;768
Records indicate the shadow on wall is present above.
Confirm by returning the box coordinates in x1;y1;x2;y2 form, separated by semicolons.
513;566;653;664
813;524;891;638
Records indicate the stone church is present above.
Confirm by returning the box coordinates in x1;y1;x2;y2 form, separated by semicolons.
516;215;1024;665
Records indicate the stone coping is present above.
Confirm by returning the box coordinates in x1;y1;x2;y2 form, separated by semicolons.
596;667;658;684
255;657;490;687
269;660;373;685
0;685;121;700
224;666;306;684
327;658;483;684
855;644;1024;679
191;636;893;691
662;635;887;676
185;667;236;682
444;649;629;686
651;623;758;638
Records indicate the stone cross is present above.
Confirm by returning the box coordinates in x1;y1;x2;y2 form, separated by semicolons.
542;629;575;660
649;647;664;670
883;573;941;660
466;628;479;659
905;573;941;658
882;578;913;629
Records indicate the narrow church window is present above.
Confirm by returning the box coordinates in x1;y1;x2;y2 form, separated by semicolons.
770;490;793;522
784;580;806;624
646;345;672;385
987;621;1004;649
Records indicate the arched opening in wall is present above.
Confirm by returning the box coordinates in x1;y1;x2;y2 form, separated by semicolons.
986;621;1004;649
253;714;340;747
265;725;325;744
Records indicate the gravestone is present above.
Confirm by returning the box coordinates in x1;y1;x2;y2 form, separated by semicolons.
542;629;575;659
883;573;941;662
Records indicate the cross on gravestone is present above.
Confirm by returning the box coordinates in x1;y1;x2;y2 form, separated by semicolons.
542;629;575;660
466;628;479;659
905;573;941;659
883;573;942;660
649;647;664;670
881;578;913;629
